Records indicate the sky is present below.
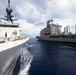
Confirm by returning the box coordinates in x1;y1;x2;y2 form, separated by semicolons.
0;0;76;37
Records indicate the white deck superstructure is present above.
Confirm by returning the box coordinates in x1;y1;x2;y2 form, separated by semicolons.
0;21;21;42
0;0;29;51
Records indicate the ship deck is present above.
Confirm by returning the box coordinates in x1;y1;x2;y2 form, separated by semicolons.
0;38;29;52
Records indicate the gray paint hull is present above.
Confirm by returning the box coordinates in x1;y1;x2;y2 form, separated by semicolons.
0;41;26;75
36;36;76;43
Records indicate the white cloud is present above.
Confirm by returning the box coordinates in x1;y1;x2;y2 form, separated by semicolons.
0;0;76;37
57;0;69;9
18;20;45;37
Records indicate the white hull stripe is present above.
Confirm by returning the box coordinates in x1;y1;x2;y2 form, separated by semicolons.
0;38;29;52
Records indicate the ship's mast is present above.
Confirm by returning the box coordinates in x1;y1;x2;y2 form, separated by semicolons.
8;0;10;9
5;0;13;22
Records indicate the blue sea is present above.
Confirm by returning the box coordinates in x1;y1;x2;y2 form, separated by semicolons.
14;38;76;75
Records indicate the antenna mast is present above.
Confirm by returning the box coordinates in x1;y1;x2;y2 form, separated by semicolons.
8;0;10;8
5;0;13;22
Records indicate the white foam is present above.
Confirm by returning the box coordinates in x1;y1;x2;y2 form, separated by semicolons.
18;59;33;75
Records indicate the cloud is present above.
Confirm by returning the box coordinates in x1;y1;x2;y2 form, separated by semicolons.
0;0;76;37
55;18;76;33
18;20;45;37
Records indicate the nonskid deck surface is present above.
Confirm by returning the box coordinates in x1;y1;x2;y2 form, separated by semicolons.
0;38;29;52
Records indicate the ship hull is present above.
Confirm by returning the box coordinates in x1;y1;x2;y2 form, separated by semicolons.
0;38;29;75
36;36;76;43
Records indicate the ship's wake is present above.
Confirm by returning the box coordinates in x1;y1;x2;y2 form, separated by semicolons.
18;58;32;75
19;49;33;75
12;47;33;75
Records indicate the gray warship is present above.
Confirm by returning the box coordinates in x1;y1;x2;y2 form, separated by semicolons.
0;0;33;75
36;19;76;43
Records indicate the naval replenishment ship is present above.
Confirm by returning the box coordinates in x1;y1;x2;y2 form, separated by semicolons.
36;19;76;43
0;0;33;75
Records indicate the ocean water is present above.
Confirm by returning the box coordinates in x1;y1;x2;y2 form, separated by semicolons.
13;38;76;75
27;38;76;75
